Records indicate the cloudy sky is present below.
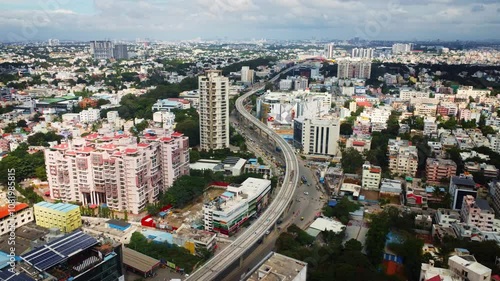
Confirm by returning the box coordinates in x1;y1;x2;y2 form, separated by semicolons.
1;0;499;42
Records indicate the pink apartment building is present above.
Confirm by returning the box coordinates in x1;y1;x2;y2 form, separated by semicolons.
44;130;189;214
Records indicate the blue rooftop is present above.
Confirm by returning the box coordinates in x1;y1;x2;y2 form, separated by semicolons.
426;186;446;193
156;100;181;106
0;251;11;269
35;201;79;213
222;191;234;198
386;231;405;246
455;248;470;254
141;229;173;244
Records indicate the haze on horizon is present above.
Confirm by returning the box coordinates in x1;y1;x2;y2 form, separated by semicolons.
1;0;500;42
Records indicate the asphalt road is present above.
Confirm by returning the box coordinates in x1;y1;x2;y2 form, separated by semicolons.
222;123;326;281
186;67;300;281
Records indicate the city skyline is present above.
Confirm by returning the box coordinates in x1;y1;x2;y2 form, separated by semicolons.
1;0;500;42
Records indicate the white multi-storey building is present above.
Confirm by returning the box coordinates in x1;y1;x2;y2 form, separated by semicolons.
153;111;176;130
199;70;229;151
0;203;33;236
107;111;119;123
241;66;254;84
79;108;100;123
392;43;412;54
351;48;374;59
424;117;438;137
448;255;491;281
388;138;418;177
399;89;430;101
490;133;500;154
420;255;491;281
293;116;340;156
414;103;437;117
359;107;391;131
434;208;460;227
44;131;189;214
460;195;495;232
362;163;381;189
279;79;293;90
456;86;490;100
203;178;271;236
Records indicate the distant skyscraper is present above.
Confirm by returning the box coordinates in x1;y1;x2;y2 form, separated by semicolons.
199;70;230;151
90;40;114;60
352;48;374;59
392;43;412;54
241;66;254;84
337;60;372;79
325;43;334;59
113;44;129;60
48;39;60;46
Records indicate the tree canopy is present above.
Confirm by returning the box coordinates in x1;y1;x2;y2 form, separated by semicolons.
340;148;364;174
322;197;360;224
27;132;63;147
0;143;46;185
276;224;394;281
127;232;203;273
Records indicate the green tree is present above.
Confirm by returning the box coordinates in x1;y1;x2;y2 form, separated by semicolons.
35;166;47;181
339;123;353;136
386;111;401;137
480;125;495;136
401;116;424;130
16;119;28;128
344;239;363;252
439;116;458;130
27;132;63;146
323;197;360;224
146;203;161;215
189;149;201;163
340;148;364;174
4;122;17;133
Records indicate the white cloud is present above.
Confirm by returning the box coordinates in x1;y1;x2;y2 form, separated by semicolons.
0;0;499;41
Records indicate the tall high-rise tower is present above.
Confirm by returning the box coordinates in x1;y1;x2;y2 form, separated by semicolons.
199;70;230;151
326;43;334;59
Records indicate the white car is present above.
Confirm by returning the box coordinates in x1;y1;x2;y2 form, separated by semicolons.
304;191;309;195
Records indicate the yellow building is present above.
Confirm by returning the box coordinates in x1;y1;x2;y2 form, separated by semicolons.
34;202;81;232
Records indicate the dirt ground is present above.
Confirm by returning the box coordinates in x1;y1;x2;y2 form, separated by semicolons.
166;187;226;227
382;195;401;205
360;189;380;201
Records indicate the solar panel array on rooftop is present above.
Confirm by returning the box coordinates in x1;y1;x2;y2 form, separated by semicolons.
21;231;98;271
0;270;36;281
